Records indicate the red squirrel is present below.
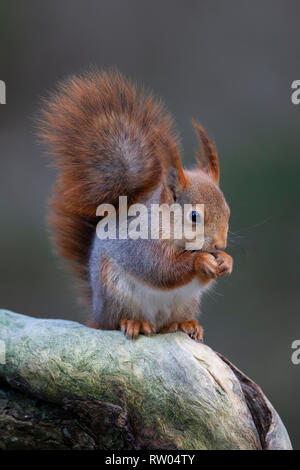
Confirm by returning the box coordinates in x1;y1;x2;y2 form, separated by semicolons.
40;70;233;341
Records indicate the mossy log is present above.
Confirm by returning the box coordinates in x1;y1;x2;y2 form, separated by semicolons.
0;309;292;450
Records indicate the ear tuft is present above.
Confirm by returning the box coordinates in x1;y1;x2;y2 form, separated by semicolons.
167;167;180;200
162;167;186;203
192;120;220;184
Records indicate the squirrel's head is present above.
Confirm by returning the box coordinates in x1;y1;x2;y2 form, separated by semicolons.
161;122;230;252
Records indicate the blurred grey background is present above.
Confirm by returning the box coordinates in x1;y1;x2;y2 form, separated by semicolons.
0;0;299;448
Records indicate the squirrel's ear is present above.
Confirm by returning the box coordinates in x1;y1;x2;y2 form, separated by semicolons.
192;120;220;185
162;167;187;203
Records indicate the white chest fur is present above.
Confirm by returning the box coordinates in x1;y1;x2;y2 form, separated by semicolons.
114;272;210;330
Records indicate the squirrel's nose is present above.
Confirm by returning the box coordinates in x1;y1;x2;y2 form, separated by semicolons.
213;239;227;251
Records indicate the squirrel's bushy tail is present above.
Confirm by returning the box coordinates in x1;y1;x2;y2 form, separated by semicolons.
39;70;180;285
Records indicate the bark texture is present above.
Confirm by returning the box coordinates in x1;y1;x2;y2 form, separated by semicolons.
0;309;292;450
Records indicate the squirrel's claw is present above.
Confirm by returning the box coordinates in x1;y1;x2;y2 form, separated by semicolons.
214;251;233;277
120;319;155;339
160;320;204;342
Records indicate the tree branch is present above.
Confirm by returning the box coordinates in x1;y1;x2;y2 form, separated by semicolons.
0;310;292;450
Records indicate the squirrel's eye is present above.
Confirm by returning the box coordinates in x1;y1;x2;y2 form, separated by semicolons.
190;210;201;224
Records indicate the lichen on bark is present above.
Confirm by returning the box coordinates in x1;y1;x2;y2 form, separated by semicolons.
0;309;292;450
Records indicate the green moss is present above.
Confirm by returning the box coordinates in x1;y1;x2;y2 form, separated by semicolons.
0;309;291;450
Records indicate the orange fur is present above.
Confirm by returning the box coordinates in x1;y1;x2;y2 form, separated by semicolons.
39;70;232;340
39;70;182;292
160;319;203;341
192;120;220;184
120;319;155;339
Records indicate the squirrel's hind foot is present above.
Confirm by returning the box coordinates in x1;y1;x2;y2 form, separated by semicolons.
160;320;203;342
120;319;155;339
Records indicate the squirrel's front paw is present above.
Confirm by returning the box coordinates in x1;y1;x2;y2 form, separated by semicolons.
194;252;218;282
120;319;155;339
160;320;203;342
214;251;233;277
